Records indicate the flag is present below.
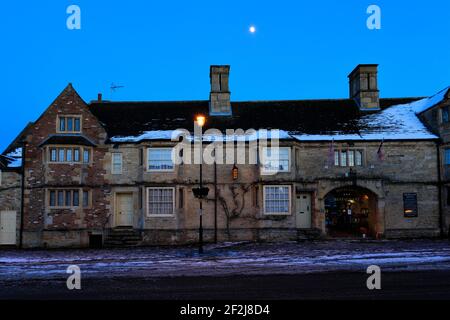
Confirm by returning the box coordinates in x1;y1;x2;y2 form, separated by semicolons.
377;139;385;161
328;139;335;166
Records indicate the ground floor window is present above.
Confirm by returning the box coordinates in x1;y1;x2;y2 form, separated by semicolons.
263;185;291;215
48;189;90;209
147;187;175;216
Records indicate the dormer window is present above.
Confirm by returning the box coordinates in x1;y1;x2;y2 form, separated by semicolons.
58;116;82;133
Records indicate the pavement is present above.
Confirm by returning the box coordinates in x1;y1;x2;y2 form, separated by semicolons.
1;239;450;299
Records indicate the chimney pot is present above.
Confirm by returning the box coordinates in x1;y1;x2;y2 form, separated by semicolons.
98;93;102;102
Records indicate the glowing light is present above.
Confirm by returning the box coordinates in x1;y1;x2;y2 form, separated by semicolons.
196;115;206;127
249;26;256;33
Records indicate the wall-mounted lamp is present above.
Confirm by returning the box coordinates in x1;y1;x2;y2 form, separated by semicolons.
232;164;238;180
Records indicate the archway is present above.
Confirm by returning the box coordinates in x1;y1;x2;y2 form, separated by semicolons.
324;186;378;238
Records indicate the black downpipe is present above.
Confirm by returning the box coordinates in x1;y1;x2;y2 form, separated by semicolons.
436;142;445;238
214;161;218;243
19;143;26;248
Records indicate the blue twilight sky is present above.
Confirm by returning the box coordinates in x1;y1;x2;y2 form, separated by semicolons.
1;0;450;151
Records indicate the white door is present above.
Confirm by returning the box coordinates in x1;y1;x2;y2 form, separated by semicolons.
116;194;134;227
296;194;312;229
0;211;17;245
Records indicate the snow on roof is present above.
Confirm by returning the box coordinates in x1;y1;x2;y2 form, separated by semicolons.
409;86;449;114
109;88;448;143
3;147;23;168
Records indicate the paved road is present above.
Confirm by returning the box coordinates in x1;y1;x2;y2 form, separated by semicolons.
1;240;450;299
2;271;450;300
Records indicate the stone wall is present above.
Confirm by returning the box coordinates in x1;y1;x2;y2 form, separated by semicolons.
0;170;22;245
21;84;109;248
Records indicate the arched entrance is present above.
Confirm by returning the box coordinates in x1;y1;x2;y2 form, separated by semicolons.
324;186;378;238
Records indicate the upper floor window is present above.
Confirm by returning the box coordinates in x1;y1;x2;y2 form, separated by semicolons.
112;153;123;174
48;146;90;164
147;148;174;171
334;149;363;167
261;147;291;174
442;106;450;124
263;185;291;215
58;116;82;133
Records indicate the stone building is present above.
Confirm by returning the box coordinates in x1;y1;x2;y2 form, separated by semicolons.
1;64;449;248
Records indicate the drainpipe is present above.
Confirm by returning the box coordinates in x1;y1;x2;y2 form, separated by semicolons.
214;161;218;243
436;141;445;238
19;143;26;249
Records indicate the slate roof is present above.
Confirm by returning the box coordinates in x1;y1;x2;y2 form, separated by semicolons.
89;97;423;141
38;134;97;147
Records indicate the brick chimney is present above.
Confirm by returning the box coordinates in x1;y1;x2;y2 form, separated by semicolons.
97;93;102;102
348;64;380;111
209;65;231;115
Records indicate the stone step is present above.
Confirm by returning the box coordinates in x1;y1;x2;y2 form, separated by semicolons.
104;228;142;248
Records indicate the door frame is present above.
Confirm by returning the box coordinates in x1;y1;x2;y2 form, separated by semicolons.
114;192;134;227
0;211;17;245
295;192;312;229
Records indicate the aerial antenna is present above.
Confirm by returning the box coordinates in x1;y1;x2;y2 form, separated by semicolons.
110;83;125;96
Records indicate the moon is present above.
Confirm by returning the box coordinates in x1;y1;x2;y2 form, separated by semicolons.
249;26;256;33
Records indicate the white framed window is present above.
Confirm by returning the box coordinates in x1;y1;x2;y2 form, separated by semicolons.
58;115;82;133
334;149;363;167
112;153;123;174
263;185;291;215
261;147;291;174
147;148;174;172
147;187;175;216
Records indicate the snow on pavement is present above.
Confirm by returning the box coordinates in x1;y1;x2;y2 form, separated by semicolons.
1;240;450;281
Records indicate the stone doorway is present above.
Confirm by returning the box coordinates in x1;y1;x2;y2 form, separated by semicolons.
324;186;378;238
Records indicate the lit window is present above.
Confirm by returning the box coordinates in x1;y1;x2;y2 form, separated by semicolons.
261;147;290;174
264;186;291;215
147;188;175;216
112;153;123;174
148;148;174;171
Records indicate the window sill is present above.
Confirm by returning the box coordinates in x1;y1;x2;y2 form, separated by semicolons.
146;214;176;218
263;212;291;216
